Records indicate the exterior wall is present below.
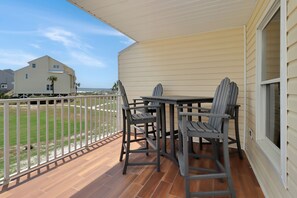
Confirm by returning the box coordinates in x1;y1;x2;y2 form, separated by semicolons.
14;56;76;96
0;69;14;93
246;0;297;197
287;0;297;196
119;27;244;145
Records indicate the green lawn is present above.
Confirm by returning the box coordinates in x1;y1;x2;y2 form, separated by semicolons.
0;98;118;178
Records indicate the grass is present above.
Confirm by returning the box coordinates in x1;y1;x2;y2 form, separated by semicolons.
0;97;118;178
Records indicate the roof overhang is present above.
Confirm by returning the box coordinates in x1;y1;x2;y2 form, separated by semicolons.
68;0;257;42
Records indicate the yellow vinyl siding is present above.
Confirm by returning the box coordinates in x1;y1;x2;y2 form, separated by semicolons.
287;0;297;196
119;27;244;146
245;0;297;197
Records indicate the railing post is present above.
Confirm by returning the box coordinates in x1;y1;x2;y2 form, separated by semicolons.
3;102;10;184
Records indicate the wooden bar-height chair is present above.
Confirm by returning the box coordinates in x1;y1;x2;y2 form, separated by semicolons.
225;82;243;159
118;80;161;174
133;83;163;139
177;78;236;197
198;82;243;159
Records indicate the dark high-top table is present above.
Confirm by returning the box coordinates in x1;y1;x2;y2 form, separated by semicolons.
141;96;213;164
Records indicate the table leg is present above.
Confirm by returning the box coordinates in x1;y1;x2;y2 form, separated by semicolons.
198;102;203;150
188;103;195;153
161;103;166;154
169;104;177;162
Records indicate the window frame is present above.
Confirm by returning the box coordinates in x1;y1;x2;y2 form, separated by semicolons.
255;0;287;187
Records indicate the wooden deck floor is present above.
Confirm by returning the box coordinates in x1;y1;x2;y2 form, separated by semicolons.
0;134;264;198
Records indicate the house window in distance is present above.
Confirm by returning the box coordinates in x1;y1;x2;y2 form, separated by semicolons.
25;74;28;79
1;84;7;89
32;63;36;68
47;84;53;90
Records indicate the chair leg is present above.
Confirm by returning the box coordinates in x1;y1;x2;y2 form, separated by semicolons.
123;124;131;175
234;115;243;159
183;131;190;198
211;140;220;172
156;111;161;172
223;120;236;197
119;114;126;162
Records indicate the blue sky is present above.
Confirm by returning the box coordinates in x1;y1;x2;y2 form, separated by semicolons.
0;0;134;88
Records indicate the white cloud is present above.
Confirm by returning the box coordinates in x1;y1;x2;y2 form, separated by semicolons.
69;51;105;68
0;50;37;69
41;27;92;50
30;44;41;49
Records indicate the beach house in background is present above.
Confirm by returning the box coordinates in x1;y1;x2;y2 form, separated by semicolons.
14;55;76;97
0;69;14;93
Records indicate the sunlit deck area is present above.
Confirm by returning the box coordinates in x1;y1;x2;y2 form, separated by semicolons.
0;133;263;198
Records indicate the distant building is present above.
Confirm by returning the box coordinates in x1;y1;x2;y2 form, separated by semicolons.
14;55;76;97
0;69;14;93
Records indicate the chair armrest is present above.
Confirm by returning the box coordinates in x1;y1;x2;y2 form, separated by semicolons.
227;104;240;108
129;102;145;105
133;98;144;101
179;112;230;119
122;105;160;110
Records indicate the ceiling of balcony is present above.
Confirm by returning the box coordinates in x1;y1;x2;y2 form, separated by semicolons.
68;0;257;42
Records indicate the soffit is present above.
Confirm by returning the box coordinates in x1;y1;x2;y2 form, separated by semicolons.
69;0;257;41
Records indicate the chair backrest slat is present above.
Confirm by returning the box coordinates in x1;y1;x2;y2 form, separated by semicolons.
118;80;132;120
150;83;163;106
225;82;239;117
209;78;231;131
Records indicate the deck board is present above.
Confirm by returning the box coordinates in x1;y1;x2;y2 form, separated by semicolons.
0;134;264;198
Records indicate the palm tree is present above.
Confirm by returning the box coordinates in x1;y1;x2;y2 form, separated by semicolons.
75;82;80;95
112;82;118;91
47;76;57;95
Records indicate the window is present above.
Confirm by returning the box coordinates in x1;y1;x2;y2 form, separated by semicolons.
32;63;36;68
256;0;287;186
46;84;53;90
53;65;59;69
1;84;7;89
25;74;28;79
262;9;281;148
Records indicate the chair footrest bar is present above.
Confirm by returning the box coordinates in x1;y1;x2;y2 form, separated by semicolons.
189;173;227;180
189;167;218;173
191;190;230;197
129;149;158;153
128;162;157;166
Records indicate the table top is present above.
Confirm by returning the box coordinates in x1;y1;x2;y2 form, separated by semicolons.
141;95;213;104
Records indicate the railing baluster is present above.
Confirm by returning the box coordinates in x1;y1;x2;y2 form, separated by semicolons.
110;96;112;136
54;99;57;158
4;102;10;184
61;99;64;156
98;97;101;140
103;97;106;138
84;98;88;147
16;102;20;174
80;98;82;148
89;98;92;143
68;99;70;153
94;97;97;141
46;100;49;162
37;101;41;165
74;98;77;150
27;102;31;169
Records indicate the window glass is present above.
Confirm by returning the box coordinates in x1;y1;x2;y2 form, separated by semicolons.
265;82;280;148
262;10;280;81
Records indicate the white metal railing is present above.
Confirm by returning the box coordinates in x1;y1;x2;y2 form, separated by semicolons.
0;95;121;184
